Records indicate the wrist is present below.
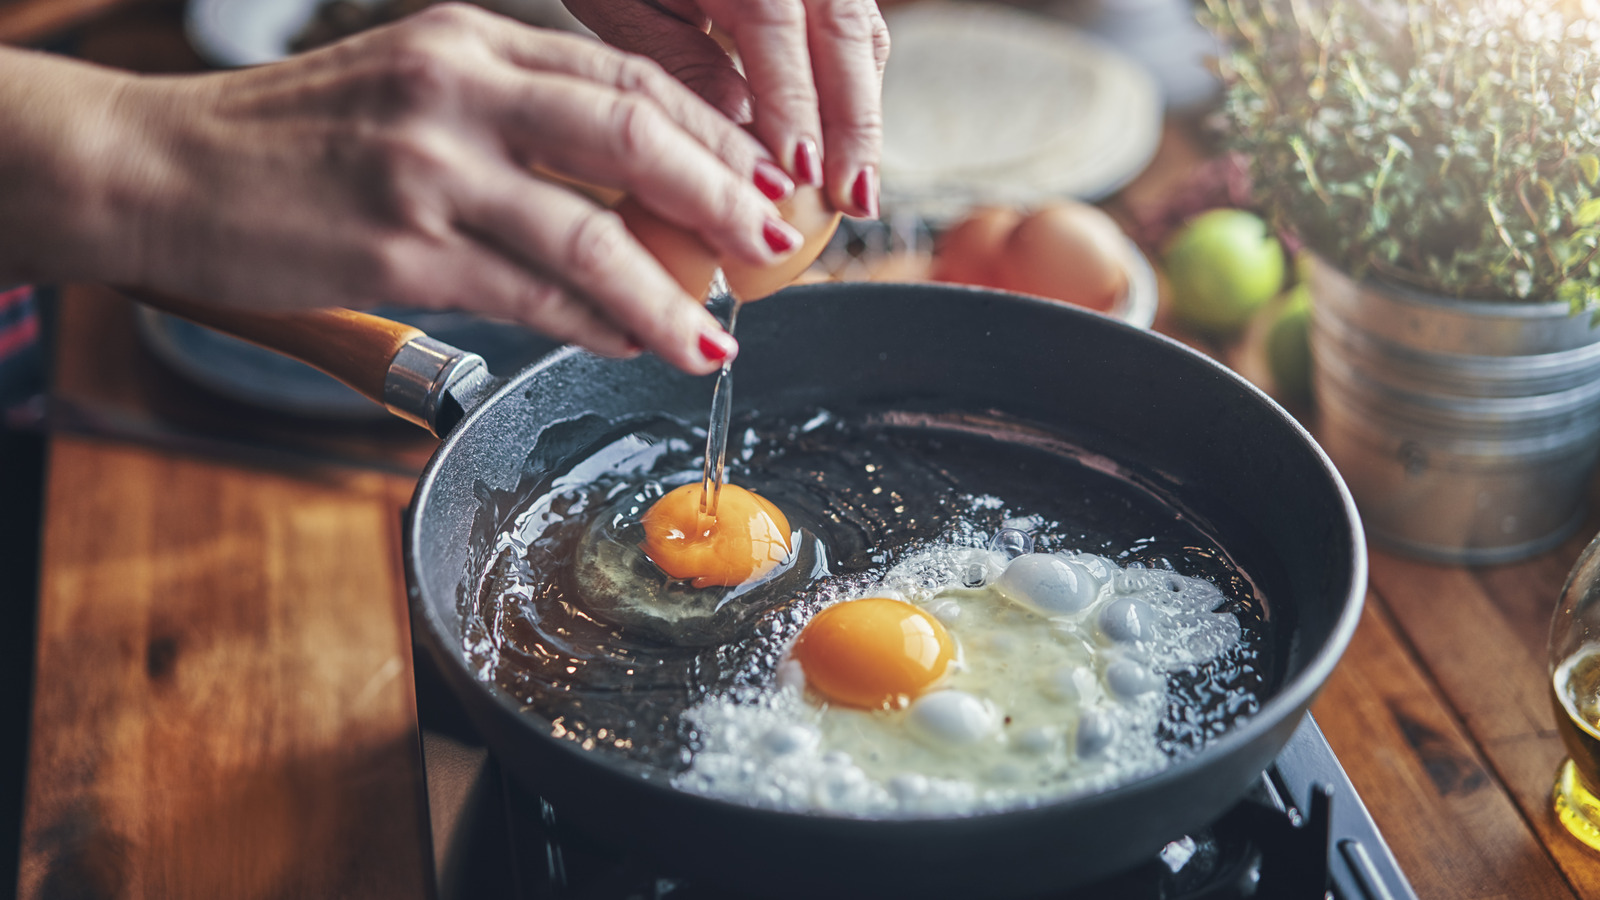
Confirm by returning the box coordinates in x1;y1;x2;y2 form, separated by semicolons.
0;49;187;288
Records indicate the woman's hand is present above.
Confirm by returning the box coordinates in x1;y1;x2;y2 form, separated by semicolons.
562;0;890;219
0;5;811;373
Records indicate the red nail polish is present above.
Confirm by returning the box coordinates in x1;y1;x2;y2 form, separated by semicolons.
754;159;794;201
764;218;800;254
793;138;822;188
699;331;735;364
852;166;879;219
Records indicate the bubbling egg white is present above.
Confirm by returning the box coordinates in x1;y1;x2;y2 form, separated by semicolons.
672;536;1247;817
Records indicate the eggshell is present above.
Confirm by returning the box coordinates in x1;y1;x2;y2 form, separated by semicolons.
615;197;719;301
929;206;1021;287
617;184;840;304
721;184;841;301
993;202;1129;312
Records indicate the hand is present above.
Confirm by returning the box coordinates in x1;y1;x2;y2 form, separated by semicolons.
562;0;890;219
0;5;810;373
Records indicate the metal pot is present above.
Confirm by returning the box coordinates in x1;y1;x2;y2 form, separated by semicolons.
138;281;1366;898
1308;255;1600;564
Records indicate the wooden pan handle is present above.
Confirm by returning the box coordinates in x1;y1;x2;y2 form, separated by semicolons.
124;289;424;405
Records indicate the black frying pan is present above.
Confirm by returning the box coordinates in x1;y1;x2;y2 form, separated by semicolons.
137;281;1366;898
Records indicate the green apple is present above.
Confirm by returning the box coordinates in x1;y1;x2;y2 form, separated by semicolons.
1265;282;1313;403
1163;210;1287;337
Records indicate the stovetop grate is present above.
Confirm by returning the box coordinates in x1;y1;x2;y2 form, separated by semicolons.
419;713;1416;900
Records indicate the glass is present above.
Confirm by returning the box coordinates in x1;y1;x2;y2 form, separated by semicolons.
1549;531;1600;850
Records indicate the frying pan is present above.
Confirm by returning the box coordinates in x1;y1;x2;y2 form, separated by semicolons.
137;281;1366;898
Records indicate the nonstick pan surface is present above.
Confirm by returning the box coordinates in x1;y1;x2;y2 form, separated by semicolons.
402;281;1366;899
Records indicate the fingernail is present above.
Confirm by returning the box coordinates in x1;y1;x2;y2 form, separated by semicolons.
699;330;738;365
793;137;822;188
851;165;879;219
753;159;794;201
763;218;801;254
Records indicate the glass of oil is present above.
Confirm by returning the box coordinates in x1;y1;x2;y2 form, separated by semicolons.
1550;531;1600;851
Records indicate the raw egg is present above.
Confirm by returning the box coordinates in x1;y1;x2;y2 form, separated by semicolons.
640;483;794;589
789;597;955;709
929;206;1021;288
617;185;841;304
994;202;1129;312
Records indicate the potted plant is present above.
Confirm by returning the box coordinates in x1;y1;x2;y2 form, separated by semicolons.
1203;0;1600;563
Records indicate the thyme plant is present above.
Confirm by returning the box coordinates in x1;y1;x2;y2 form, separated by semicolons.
1205;0;1600;310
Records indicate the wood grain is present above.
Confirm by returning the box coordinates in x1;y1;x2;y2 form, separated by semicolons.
1364;536;1600;898
1313;594;1578;900
19;437;429;900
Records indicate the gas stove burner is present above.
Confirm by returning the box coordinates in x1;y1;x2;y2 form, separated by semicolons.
420;712;1416;900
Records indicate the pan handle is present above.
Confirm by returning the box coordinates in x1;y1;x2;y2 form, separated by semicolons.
124;288;496;437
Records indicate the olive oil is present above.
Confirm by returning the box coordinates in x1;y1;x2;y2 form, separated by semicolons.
1551;644;1600;850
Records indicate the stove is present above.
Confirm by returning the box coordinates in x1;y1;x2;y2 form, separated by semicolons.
415;662;1416;900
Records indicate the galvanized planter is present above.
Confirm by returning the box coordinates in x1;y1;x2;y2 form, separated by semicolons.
1308;255;1600;564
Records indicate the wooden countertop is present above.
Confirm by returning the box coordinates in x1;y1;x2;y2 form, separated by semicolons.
13;7;1600;897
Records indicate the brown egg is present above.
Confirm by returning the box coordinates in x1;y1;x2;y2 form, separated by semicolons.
721;185;840;302
615;197;720;301
993;202;1129;312
930;207;1022;288
616;185;841;305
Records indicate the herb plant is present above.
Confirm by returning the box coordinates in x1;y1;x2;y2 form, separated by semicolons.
1205;0;1600;310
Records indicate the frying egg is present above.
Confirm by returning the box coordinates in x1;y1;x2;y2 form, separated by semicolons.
673;538;1250;817
640;483;794;589
994;202;1130;312
790;597;955;709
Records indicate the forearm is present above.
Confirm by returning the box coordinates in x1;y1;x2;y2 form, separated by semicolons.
0;47;153;286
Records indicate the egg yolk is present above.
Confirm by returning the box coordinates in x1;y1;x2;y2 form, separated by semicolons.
790;597;954;710
640;483;793;589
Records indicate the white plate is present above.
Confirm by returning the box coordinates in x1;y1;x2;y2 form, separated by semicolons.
880;2;1163;222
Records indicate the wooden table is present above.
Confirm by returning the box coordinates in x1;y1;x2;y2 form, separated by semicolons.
12;7;1600;898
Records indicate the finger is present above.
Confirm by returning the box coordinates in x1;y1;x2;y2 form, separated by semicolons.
698;0;825;188
806;0;888;218
555;0;755;124
358;225;645;358
479;68;799;266
454;171;737;374
456;261;644;359
473;13;764;170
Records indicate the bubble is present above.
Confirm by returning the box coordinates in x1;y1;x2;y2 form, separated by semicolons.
1098;597;1156;644
814;767;873;810
1014;725;1061;755
989;528;1034;559
909;691;1000;745
888;772;930;802
1063;553;1116;589
1105;659;1163;700
994;554;1098;616
760;723;819;757
1076;710;1117;758
926;598;962;625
